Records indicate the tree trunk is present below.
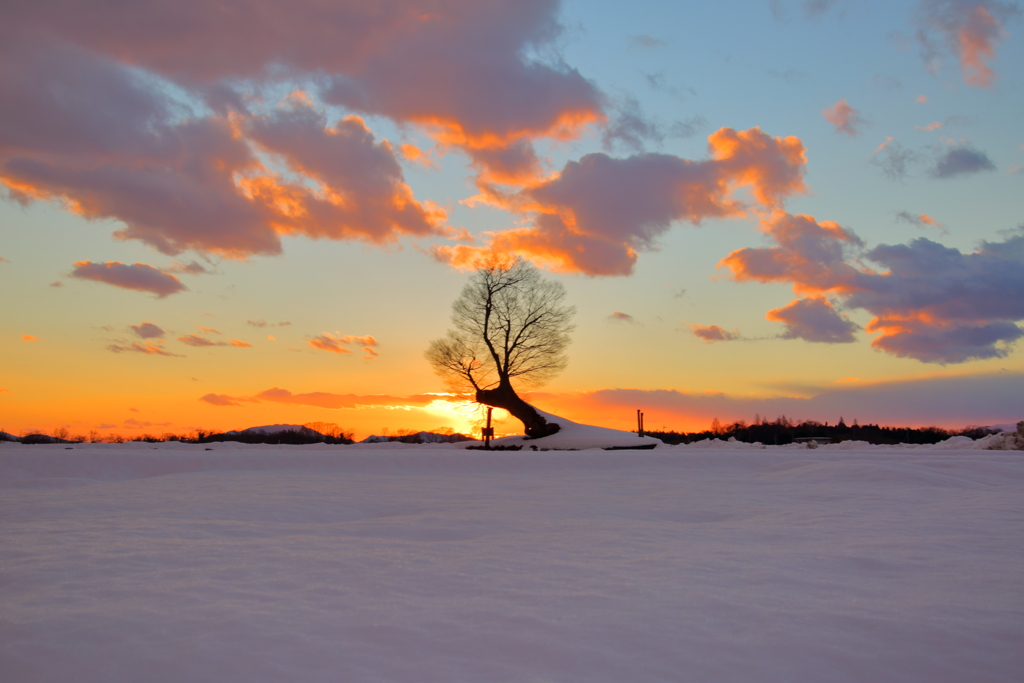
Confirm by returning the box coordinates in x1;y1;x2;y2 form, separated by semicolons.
476;381;560;439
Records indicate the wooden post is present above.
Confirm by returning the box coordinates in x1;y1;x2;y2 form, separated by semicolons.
637;409;645;438
482;407;494;448
640;411;645;438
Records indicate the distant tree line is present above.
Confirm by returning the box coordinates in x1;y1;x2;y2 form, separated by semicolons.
3;423;356;446
646;415;1002;446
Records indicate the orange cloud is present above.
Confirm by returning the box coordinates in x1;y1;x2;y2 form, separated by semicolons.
958;5;1001;86
22;334;38;341
916;121;944;132
718;211;864;295
308;332;376;354
896;211;944;230
435;127;807;276
107;340;182;357
822;99;867;136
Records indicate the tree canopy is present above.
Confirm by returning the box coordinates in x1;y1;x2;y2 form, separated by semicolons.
426;257;575;437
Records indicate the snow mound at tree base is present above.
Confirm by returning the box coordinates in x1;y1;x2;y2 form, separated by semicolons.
483;409;663;450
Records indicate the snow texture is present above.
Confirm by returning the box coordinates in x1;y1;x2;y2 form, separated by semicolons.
1;440;1022;683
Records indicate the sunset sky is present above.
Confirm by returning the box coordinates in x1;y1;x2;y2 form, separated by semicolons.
2;0;1023;440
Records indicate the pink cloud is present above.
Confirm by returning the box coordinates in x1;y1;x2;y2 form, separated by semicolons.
178;334;252;348
199;393;246;407
822;99;866;136
718;211;864;295
917;1;1020;87
0;1;611;256
70;261;187;297
435;127;807;275
766;297;858;343
608;312;636;324
719;211;1024;363
130;322;165;339
690;324;739;342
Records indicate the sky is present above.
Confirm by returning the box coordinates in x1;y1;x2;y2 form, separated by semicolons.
2;0;1023;440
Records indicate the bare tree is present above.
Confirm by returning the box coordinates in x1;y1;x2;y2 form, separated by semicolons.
426;257;575;438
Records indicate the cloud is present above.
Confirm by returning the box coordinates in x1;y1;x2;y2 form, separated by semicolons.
177;334;216;347
601;97;665;153
435;127;807;275
2;1;608;257
870;138;921;180
106;340;182;357
916;0;1021;87
199;393;247;407
719;211;1024;362
0;257;9;263
49;280;63;287
177;334;252;348
766;297;859;343
130;322;165;339
608;312;637;324
196;325;220;334
690;324;739;342
70;261;187;297
895;211;945;231
931;145;996;177
22;335;38;341
718;211;864;295
247;319;291;328
0;387;10;394
309;332;377;354
822;99;867;136
244;104;447;244
914;115;972;131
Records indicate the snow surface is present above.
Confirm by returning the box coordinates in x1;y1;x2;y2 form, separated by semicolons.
485;409;663;449
2;440;1022;683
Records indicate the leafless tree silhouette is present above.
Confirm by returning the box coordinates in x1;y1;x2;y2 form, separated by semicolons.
426;257;575;438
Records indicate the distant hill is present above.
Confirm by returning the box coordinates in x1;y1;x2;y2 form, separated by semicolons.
238;424;311;435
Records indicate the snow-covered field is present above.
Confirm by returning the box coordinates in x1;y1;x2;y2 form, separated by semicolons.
2;441;1022;683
